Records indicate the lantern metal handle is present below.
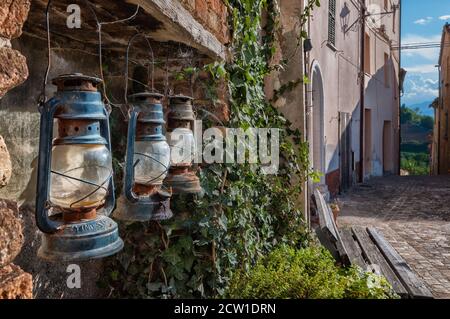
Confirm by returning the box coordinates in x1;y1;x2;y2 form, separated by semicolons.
124;109;139;203
124;33;155;106
100;111;116;216
36;98;62;234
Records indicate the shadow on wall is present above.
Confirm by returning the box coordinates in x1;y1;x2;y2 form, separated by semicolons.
323;59;400;197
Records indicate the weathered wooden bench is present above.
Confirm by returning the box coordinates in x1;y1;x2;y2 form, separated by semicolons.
313;189;433;299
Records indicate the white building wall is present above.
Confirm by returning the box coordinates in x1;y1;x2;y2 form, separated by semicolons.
307;0;400;195
364;0;401;178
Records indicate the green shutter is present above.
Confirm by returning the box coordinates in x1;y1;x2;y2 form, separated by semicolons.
328;0;336;46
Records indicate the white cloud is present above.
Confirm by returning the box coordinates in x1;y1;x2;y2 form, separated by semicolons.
414;17;433;25
439;15;450;20
404;64;438;74
424;78;438;86
403;73;439;104
402;34;442;62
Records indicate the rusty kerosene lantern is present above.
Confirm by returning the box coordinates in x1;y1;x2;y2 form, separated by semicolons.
164;95;202;194
114;92;173;221
35;73;123;262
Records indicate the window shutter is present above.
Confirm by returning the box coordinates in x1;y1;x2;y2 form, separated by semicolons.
328;0;336;46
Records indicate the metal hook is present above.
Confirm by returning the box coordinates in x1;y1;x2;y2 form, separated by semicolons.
124;32;156;107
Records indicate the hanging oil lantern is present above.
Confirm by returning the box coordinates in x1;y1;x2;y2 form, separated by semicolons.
114;92;173;221
35;73;123;262
164;95;202;194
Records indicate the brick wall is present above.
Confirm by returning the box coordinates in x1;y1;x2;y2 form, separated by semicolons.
180;0;230;44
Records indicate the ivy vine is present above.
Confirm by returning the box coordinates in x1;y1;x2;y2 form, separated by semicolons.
102;0;319;298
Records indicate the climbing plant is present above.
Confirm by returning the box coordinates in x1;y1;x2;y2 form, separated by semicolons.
102;0;319;298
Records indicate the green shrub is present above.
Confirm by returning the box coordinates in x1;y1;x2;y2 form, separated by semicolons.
401;151;430;175
226;245;398;299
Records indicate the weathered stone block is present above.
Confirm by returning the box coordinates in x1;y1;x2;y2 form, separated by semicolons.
207;12;219;34
180;0;196;11
0;0;31;39
0;136;12;187
0;47;28;98
195;0;209;23
0;36;11;48
208;0;222;13
0;264;32;299
0;199;23;267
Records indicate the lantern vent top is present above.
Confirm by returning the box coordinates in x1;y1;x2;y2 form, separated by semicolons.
129;92;164;103
52;73;102;92
168;95;195;121
169;94;194;104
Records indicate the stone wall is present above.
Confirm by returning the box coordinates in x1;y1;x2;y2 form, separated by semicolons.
263;0;307;216
0;0;32;299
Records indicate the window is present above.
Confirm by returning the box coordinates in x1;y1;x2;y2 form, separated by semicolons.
364;32;371;74
328;0;336;46
384;53;390;87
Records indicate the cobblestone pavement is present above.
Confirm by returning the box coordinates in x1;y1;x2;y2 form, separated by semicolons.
338;175;450;299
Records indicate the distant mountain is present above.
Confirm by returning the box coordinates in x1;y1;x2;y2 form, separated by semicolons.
406;101;434;117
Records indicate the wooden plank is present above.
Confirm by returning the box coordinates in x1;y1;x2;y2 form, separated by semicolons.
329;207;351;266
352;226;408;297
314;189;338;241
339;228;366;269
368;227;433;299
314;189;350;266
313;189;340;261
129;0;227;59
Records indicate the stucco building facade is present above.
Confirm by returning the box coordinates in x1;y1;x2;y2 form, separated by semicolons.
306;0;401;197
431;23;450;175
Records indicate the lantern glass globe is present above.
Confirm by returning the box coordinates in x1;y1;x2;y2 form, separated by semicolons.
50;144;112;210
134;140;170;185
167;128;196;166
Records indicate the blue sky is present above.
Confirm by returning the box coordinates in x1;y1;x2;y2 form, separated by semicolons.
401;0;449;109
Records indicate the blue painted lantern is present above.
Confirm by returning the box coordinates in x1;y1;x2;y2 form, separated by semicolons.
35;73;123;262
164;95;202;194
114;92;172;221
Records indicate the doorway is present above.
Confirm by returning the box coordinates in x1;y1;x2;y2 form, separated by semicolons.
340;112;352;191
364;109;372;177
383;121;393;174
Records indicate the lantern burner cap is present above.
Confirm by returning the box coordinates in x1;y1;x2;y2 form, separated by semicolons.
52;73;102;92
129;92;164;103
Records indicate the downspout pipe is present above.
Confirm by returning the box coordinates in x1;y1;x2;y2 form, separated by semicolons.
359;0;366;183
303;5;312;228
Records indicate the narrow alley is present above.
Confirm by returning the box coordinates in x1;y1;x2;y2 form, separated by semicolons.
339;175;450;298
